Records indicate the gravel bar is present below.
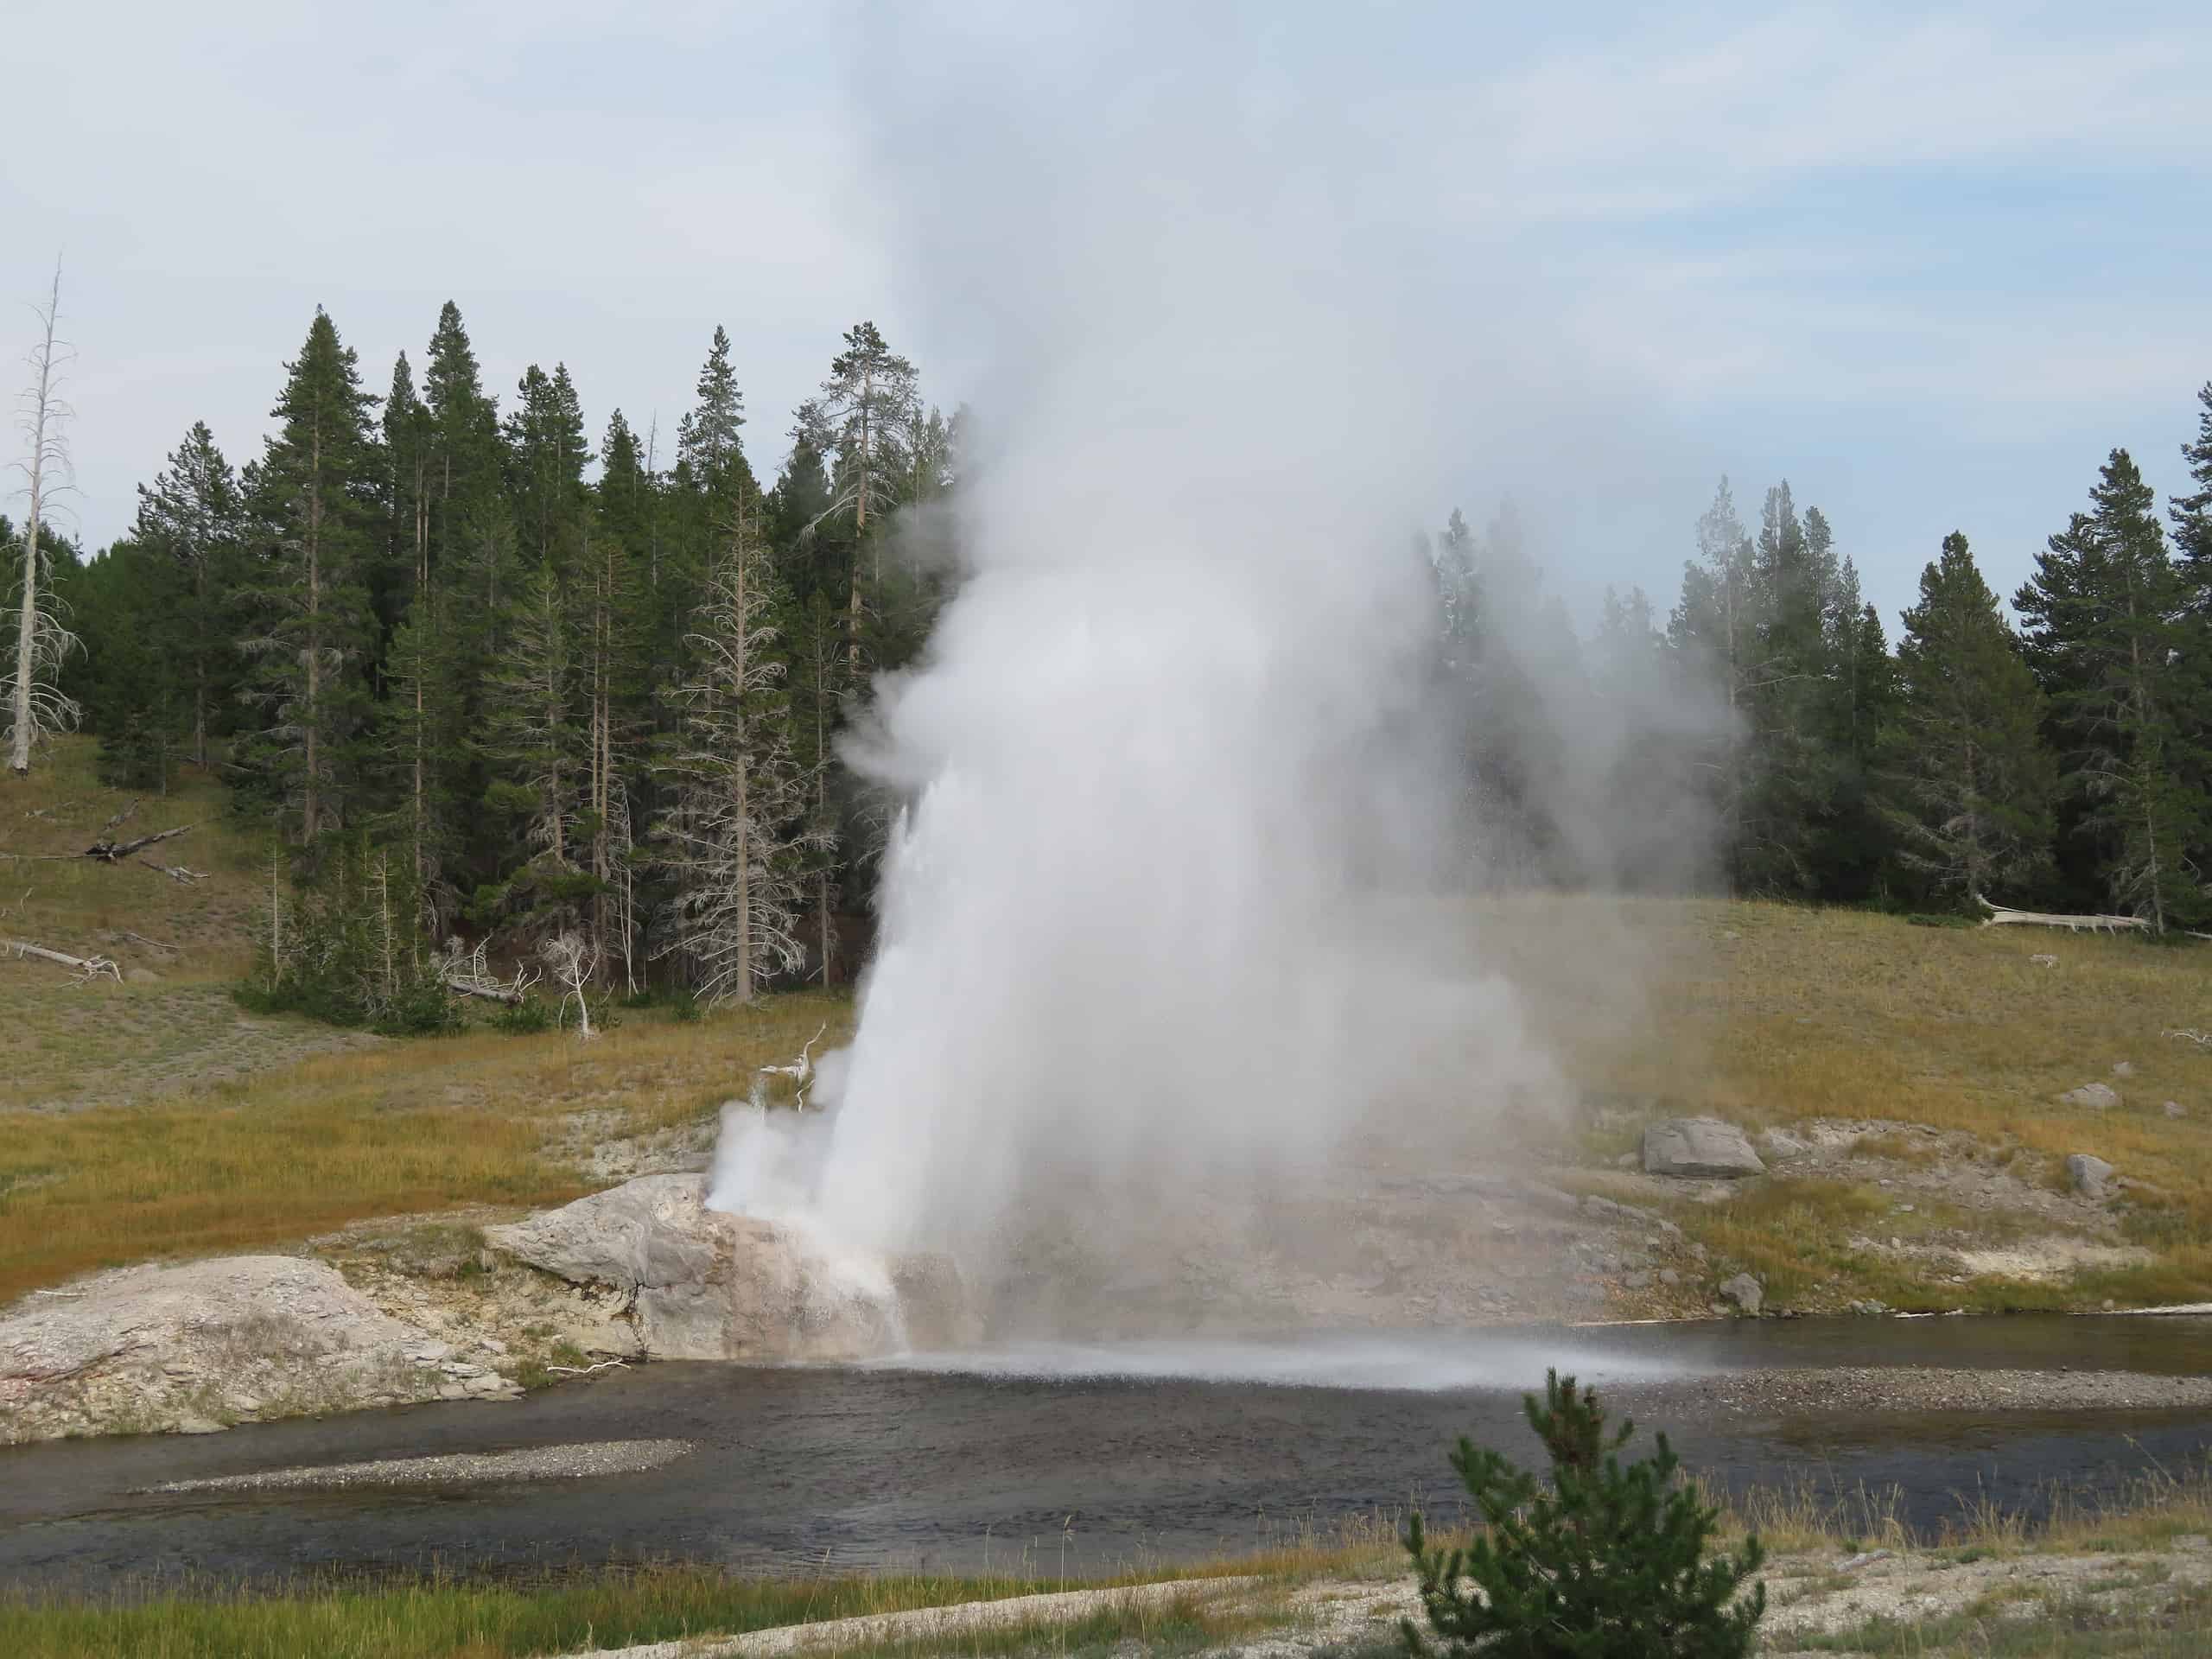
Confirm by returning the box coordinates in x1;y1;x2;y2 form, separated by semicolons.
1622;1365;2212;1420
142;1437;693;1494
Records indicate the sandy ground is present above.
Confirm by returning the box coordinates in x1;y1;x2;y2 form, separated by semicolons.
559;1534;2212;1656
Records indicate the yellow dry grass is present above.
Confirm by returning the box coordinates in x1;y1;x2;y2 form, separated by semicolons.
0;997;851;1306
1513;896;2212;1307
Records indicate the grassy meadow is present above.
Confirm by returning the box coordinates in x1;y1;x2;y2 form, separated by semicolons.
5;734;2212;1313
1551;899;2212;1309
0;739;851;1304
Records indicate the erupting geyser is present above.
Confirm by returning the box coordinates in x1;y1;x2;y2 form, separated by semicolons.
705;5;1568;1338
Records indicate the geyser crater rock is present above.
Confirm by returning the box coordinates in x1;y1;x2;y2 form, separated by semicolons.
484;1173;970;1360
1643;1117;1766;1179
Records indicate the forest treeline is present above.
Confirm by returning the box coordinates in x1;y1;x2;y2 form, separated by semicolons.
6;299;2212;1020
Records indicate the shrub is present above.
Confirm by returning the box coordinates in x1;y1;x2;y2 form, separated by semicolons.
1402;1370;1764;1659
240;836;459;1035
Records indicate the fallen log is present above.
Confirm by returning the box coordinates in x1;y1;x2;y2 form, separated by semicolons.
2;938;123;983
442;977;528;1006
85;823;197;862
1974;894;2148;935
437;941;537;1007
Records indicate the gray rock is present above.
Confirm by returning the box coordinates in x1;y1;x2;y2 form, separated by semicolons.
1658;1268;1681;1287
2166;1101;2187;1119
486;1174;973;1362
0;1256;451;1446
1623;1271;1652;1290
2067;1154;2116;1199
2113;1062;2135;1079
1643;1118;1766;1179
2062;1082;2120;1110
1758;1128;1810;1160
1718;1273;1764;1315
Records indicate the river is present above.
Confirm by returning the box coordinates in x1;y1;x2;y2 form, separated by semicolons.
4;1316;2209;1592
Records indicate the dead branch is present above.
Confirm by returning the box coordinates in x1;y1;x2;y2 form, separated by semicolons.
85;822;196;862
100;798;141;835
438;939;539;1006
137;859;207;885
760;1021;830;1109
544;1358;628;1376
2166;1029;2212;1050
3;937;121;982
120;930;179;954
1974;893;2149;935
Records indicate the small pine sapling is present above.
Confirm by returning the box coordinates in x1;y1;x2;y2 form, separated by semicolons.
1402;1370;1764;1659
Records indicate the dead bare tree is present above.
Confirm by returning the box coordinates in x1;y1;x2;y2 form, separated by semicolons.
6;257;81;776
541;931;601;1039
653;507;824;1006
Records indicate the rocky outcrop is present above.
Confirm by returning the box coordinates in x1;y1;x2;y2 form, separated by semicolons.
485;1174;972;1361
2067;1154;2116;1199
1643;1117;1766;1179
1718;1272;1764;1315
0;1255;517;1444
2061;1082;2120;1109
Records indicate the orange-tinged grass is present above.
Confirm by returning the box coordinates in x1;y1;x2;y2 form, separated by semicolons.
1494;895;2212;1308
0;993;852;1305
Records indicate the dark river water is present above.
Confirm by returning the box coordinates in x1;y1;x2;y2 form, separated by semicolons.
4;1317;2210;1592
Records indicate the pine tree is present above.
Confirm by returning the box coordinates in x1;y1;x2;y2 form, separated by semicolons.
503;362;591;574
130;420;245;769
653;499;819;1006
422;302;504;580
2171;380;2212;607
1403;1370;1764;1658
238;308;380;843
584;410;655;984
1882;533;2055;901
1668;480;1766;890
796;321;918;671
480;552;585;931
2017;450;2206;931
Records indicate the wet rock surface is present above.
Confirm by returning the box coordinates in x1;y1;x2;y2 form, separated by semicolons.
485;1174;973;1361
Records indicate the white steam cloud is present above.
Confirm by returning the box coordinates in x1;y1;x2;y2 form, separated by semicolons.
709;5;1693;1331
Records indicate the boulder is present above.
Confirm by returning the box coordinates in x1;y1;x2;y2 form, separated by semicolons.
1718;1273;1764;1316
485;1174;971;1361
1643;1118;1766;1179
2062;1082;2120;1110
2066;1154;2116;1199
0;1255;496;1445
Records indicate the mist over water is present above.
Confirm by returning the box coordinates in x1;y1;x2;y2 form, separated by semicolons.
707;7;1634;1332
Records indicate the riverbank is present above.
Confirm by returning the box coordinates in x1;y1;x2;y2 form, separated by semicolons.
11;1457;2212;1658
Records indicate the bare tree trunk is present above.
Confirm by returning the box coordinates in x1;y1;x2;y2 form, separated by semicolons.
9;263;64;778
733;531;753;1002
303;413;324;841
814;626;834;987
849;365;870;675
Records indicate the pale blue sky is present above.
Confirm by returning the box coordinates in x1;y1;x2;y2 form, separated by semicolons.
7;1;2209;630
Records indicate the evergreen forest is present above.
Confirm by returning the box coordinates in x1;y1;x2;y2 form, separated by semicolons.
10;299;2212;1020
